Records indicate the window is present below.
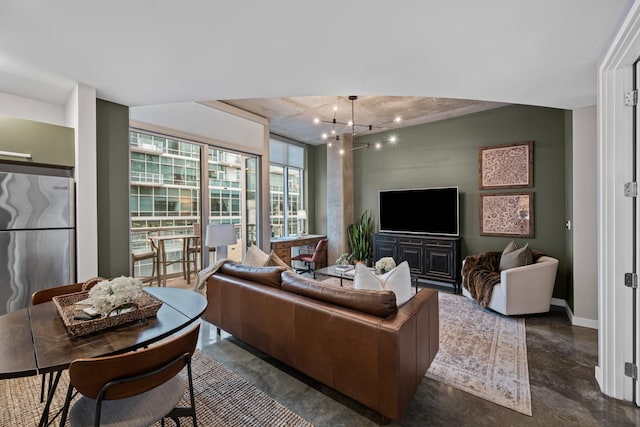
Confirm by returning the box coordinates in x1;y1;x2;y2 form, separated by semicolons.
130;130;259;277
269;138;305;237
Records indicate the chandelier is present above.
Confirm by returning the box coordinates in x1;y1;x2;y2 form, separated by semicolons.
313;96;400;154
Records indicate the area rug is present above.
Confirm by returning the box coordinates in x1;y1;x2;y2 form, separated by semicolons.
0;350;314;427
426;292;532;416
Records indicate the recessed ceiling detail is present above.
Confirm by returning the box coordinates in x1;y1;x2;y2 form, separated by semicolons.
222;96;508;145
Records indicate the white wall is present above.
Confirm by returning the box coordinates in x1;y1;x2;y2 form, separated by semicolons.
572;106;598;327
0;89;99;282
0;92;66;125
65;84;98;281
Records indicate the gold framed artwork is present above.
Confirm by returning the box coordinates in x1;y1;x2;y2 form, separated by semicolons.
480;192;534;237
479;141;533;189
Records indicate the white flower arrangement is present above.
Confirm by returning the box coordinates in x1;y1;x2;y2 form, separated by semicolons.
88;276;144;315
335;253;351;266
375;257;396;274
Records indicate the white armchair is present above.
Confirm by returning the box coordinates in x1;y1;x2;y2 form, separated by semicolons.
462;256;559;315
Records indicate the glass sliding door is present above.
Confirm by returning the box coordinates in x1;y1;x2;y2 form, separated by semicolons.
130;131;201;279
130;129;260;278
201;147;258;267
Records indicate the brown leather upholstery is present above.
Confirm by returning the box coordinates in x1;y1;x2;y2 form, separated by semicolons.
203;265;439;421
219;262;285;288
281;270;397;317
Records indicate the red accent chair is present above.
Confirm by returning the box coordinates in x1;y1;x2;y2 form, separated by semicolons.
292;238;328;276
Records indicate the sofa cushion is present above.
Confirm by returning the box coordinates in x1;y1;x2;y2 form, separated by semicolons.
219;262;285;288
281;271;398;318
243;244;270;267
353;262;413;306
499;242;532;271
265;251;292;270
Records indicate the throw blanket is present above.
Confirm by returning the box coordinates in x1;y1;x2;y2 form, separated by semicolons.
462;250;544;307
462;251;502;307
192;258;235;295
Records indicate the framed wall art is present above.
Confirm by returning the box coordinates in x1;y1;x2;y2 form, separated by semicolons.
479;141;533;189
480;192;534;237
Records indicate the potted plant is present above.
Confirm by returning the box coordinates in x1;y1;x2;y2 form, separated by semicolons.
347;210;373;265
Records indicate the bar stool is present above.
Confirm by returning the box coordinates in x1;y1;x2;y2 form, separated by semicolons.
131;238;158;285
185;223;215;280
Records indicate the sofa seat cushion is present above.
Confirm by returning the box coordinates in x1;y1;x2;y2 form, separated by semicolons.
281;271;398;318
219;262;286;289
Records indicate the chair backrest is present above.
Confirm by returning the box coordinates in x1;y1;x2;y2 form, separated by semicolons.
31;277;105;305
68;324;200;400
310;239;328;263
147;235;159;252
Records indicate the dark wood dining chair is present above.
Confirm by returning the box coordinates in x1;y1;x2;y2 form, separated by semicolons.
61;324;200;427
31;277;105;402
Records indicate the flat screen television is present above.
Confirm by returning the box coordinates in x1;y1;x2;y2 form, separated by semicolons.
378;187;459;236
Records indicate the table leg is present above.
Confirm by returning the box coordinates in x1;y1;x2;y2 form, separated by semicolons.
38;369;62;427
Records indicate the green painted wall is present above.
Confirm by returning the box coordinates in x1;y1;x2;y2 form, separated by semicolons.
96;99;130;278
310;144;328;235
315;104;569;300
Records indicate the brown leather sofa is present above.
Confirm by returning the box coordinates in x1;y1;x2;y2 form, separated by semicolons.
202;262;439;422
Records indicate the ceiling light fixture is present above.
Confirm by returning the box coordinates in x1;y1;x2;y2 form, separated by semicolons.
314;95;397;153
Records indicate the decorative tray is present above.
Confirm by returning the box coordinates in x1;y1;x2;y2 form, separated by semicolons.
52;290;163;337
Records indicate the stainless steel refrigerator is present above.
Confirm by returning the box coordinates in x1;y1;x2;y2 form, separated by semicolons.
0;171;75;314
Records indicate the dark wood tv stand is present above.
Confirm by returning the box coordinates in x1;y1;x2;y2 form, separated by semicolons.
373;233;461;293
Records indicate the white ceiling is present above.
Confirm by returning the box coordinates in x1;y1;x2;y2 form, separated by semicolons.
0;0;632;140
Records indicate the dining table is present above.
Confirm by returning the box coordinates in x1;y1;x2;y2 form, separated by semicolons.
0;286;207;426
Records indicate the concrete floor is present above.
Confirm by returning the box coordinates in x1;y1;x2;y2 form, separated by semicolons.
166;277;640;426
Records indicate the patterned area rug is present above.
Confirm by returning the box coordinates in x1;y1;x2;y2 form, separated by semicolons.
426;292;532;416
318;276;531;414
0;350;314;426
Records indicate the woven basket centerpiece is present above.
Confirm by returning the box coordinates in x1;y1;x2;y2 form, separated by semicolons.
53;277;162;337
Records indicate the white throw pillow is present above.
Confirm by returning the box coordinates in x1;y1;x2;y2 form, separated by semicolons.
353;261;413;306
380;262;413;306
243;245;270;267
353;263;384;291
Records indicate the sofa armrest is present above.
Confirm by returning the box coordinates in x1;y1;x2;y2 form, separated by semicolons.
376;288;439;420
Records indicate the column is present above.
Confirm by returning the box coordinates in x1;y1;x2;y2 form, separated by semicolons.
326;133;354;264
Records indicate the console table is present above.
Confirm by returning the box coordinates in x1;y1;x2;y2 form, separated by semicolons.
270;234;327;268
373;233;461;293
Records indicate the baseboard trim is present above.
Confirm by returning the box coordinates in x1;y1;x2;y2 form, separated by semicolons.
551;298;598;329
595;366;603;392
